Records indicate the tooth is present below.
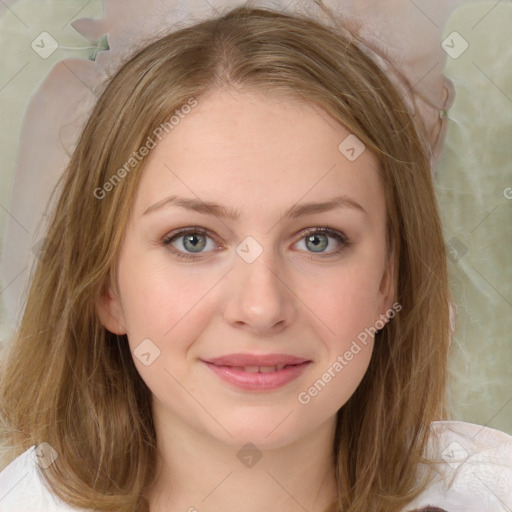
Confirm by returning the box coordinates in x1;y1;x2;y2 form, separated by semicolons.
276;364;285;371
244;366;259;373
259;366;277;373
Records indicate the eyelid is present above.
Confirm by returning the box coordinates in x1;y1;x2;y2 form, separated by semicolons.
299;226;349;245
162;226;215;243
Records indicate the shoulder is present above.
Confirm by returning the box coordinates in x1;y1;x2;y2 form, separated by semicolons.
0;445;91;512
402;420;512;512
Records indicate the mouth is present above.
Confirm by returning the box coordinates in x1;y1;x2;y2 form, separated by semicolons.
201;358;312;391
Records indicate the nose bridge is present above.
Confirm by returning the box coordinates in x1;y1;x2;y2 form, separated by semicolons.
223;235;295;333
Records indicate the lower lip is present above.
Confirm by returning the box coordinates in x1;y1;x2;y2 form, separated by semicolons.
202;361;311;391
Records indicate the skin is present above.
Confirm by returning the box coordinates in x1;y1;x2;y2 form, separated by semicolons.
97;88;395;512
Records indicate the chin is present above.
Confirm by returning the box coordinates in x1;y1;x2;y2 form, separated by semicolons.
207;411;309;451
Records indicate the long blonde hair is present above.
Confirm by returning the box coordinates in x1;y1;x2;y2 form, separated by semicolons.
0;5;452;511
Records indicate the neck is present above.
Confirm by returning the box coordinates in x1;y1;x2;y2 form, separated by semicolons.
146;408;339;512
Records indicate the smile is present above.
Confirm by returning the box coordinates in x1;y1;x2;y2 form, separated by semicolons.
202;361;311;391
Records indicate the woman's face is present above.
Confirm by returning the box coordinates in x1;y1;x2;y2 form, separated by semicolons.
98;89;394;449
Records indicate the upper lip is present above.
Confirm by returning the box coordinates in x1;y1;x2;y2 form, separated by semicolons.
202;353;311;367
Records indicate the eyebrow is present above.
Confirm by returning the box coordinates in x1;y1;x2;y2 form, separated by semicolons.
142;194;366;220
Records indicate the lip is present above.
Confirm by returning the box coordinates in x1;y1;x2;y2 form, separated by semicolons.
203;353;311;367
201;353;312;391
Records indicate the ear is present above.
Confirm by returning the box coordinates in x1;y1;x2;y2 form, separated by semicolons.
377;243;396;317
96;283;127;335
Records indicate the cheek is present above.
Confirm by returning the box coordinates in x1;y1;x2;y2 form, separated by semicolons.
296;272;378;413
305;263;384;342
117;252;218;347
117;261;220;394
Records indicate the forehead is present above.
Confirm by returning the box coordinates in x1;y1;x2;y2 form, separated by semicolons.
133;89;384;220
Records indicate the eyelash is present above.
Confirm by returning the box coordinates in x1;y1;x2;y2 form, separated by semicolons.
161;226;351;261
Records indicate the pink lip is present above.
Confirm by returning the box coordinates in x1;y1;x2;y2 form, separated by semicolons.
201;353;312;391
203;353;311;367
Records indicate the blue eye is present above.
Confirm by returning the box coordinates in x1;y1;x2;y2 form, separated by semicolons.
162;226;350;261
162;228;217;260
296;227;349;255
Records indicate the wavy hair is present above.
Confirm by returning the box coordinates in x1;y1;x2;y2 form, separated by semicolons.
0;4;452;511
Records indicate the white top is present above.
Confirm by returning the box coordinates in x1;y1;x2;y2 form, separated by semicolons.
0;421;511;512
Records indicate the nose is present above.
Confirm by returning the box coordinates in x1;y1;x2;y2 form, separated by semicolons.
222;246;296;336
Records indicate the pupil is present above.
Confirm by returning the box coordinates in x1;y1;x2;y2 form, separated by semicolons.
185;234;205;252
307;234;327;252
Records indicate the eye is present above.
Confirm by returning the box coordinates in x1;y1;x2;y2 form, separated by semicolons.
294;227;350;256
162;227;219;260
161;226;351;261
